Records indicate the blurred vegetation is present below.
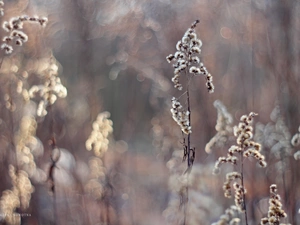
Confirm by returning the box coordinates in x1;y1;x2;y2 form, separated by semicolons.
0;0;299;224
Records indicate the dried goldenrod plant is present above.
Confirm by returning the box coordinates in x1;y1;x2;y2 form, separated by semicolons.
28;62;67;117
85;111;113;157
166;20;214;225
260;184;289;225
84;111;113;223
0;165;34;225
85;112;113;196
15;116;38;176
213;112;267;225
166;19;214;170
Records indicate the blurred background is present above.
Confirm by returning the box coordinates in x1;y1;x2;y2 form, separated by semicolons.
0;0;299;224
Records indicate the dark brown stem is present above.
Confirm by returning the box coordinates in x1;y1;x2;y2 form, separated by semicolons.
240;151;249;225
187;83;191;168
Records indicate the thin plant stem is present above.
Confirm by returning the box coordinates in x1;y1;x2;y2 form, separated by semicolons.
280;152;290;221
240;151;249;225
185;67;194;169
187;84;191;168
48;105;60;225
183;70;193;224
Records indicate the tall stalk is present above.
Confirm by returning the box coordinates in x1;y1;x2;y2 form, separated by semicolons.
240;151;248;225
166;19;214;225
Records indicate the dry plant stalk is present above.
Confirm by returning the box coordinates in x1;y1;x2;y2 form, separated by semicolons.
260;184;289;225
166;19;214;170
213;112;267;225
166;19;214;225
85;112;113;223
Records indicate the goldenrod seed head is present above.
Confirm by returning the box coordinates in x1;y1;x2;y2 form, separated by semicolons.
176;41;182;51
2;21;12;32
189;66;201;75
3;36;13;42
291;133;300;146
1;43;13;54
15;39;23;46
166;54;175;63
190;46;201;54
294;151;300;160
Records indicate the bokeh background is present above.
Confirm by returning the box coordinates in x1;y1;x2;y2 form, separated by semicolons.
0;0;299;224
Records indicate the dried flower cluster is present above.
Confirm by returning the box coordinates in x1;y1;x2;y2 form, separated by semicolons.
213;154;238;175
4;93;16;112
1;15;48;54
291;126;300;160
206;100;233;153
260;184;288;225
233;182;246;212
223;172;241;198
294;151;300;160
211;205;240;225
85;112;113;199
213;112;267;221
254;106;292;159
233;112;267;167
85;111;113;156
213;113;264;174
222;172;246;212
170;97;191;134
166;19;214;93
15;116;41;177
0;115;42;225
29;63;67;117
0;165;34;225
291;126;300;147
